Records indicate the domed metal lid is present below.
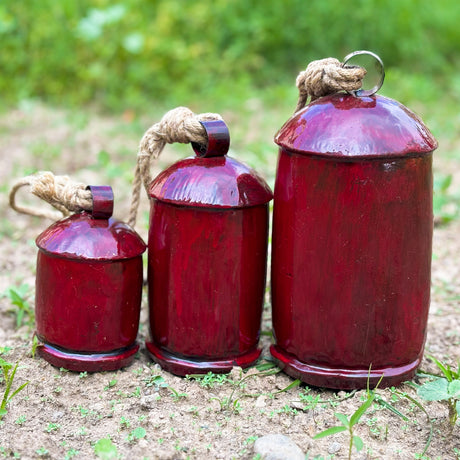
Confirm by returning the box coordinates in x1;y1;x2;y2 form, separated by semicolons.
37;213;146;260
36;187;146;260
275;93;437;159
150;155;273;208
149;120;273;208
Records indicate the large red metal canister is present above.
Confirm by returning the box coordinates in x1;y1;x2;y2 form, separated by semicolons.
35;186;146;372
271;93;437;389
145;120;273;376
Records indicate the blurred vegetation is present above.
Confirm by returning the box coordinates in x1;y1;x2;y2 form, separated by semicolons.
0;0;459;228
1;0;460;114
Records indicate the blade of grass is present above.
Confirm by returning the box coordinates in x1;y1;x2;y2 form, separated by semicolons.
1;363;18;409
374;394;409;421
313;425;347;439
350;393;375;426
9;381;29;401
334;412;350;428
427;355;452;381
273;379;301;395
396;390;433;455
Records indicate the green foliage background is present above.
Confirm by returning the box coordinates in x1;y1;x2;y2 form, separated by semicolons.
1;0;459;112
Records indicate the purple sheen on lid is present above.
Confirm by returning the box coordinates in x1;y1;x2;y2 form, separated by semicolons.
149;155;273;208
36;212;146;260
275;93;437;159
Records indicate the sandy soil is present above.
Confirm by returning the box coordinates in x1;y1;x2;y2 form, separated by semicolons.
0;104;459;460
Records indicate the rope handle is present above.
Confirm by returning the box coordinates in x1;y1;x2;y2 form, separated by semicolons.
128;106;223;227
294;57;367;113
9;171;93;220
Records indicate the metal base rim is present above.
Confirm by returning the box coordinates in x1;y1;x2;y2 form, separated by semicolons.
270;345;421;390
146;341;261;376
38;342;139;372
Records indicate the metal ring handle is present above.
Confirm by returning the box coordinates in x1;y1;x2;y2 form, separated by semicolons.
191;119;230;158
87;185;114;219
343;50;385;97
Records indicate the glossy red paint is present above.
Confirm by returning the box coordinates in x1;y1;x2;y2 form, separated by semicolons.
35;187;146;372
86;185;114;218
271;93;437;389
191;119;230;158
145;120;273;376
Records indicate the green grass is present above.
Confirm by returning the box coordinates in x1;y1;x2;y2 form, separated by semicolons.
143;372;187;401
417;357;460;428
433;174;460;225
0;359;29;419
94;438;118;460
3;284;34;330
1;0;459;113
313;378;382;460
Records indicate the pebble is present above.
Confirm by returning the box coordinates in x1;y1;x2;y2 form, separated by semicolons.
281;418;291;429
51;411;64;422
253;434;304;460
328;441;342;454
290;401;304;410
139;394;158;408
138;439;149;449
255;395;266;408
230;366;243;380
92;402;105;412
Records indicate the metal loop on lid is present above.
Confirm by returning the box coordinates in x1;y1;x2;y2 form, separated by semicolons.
343;50;385;97
191;119;230;158
87;185;114;219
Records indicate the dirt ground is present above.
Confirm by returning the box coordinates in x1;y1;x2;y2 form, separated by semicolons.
0;103;459;459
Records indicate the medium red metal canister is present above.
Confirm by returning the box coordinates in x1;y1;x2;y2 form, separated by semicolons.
145;120;273;376
270;93;438;389
35;186;146;372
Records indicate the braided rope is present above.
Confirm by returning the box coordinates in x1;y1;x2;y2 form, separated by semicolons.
128;106;222;227
295;57;367;113
9;171;92;220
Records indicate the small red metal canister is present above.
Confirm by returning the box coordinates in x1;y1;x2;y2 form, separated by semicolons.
35;186;146;372
271;93;437;389
145;120;273;376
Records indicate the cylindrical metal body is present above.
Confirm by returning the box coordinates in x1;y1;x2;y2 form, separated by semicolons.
270;94;437;389
35;187;146;372
145;121;273;376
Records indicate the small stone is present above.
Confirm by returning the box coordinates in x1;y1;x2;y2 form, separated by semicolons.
281;418;291;429
230;366;243;380
51;411;64;422
92;402;105;412
328;441;342;454
138;439;148;449
255;395;266;408
253;434;304;460
139;394;158;408
290;401;304;410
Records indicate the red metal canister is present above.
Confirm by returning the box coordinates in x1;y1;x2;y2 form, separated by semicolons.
35;186;146;372
271;93;437;389
145;120;273;376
